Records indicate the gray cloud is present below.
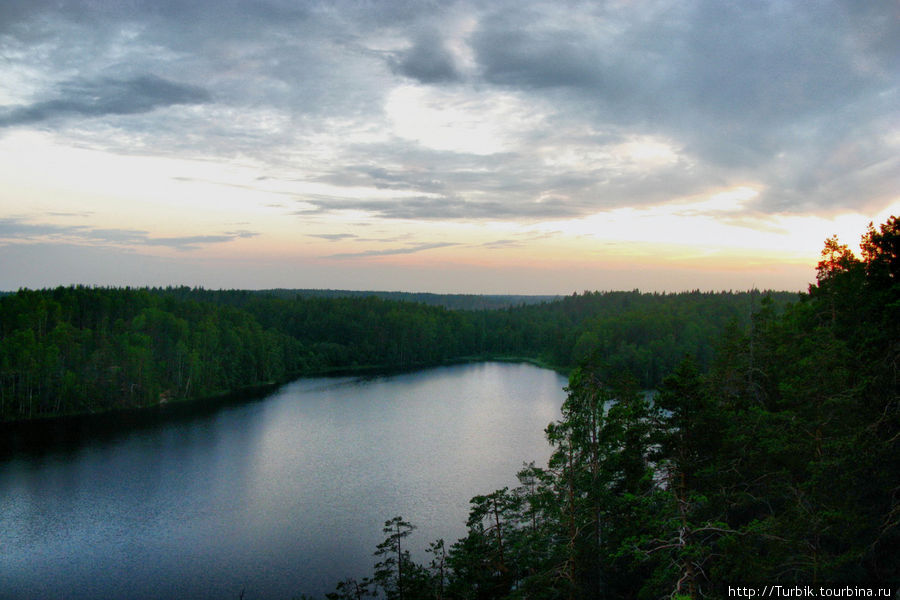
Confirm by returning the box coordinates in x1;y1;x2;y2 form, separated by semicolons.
144;234;253;251
0;0;896;223
0;219;81;239
293;133;712;221
471;1;891;126
308;233;359;241
301;194;586;221
472;19;610;91
0;218;257;250
479;239;524;250
325;242;458;259
390;34;461;83
46;211;95;218
467;0;899;213
0;75;211;127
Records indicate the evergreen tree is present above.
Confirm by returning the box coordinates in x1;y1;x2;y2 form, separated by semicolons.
374;517;430;600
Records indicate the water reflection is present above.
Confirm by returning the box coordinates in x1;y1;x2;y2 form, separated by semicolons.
0;362;566;599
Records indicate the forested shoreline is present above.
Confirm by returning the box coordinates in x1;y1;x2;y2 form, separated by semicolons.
315;217;899;599
0;283;791;422
1;218;897;599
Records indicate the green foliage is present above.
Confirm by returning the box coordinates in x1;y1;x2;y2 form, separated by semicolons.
318;216;898;600
1;284;786;421
0;287;306;419
8;220;896;599
373;517;431;600
325;577;375;600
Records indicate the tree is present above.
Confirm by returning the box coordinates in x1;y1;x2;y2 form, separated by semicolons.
543;362;657;599
637;357;729;599
426;539;447;600
326;577;375;600
374;516;423;600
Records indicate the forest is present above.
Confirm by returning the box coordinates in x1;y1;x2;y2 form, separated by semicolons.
312;217;899;599
1;217;897;599
250;289;560;310
0;280;791;422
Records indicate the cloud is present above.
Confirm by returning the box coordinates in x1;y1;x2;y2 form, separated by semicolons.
390;34;461;83
302;194;586;221
466;0;899;213
479;239;525;250
143;229;258;251
0;75;211;127
472;15;610;91
0;0;896;227
308;233;359;241
288;131;710;221
46;210;94;218
325;242;458;259
0;219;81;239
143;234;256;251
0;218;256;250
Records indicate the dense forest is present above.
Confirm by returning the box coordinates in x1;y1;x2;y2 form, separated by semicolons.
0;218;896;597
0;282;791;422
315;217;899;599
252;289;560;310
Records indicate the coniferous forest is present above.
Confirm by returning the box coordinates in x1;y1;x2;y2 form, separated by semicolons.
305;218;898;599
1;217;898;598
0;281;792;422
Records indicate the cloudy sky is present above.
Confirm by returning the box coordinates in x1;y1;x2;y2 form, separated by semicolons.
1;0;897;293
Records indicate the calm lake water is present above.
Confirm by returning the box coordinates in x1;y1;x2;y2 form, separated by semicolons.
0;362;567;599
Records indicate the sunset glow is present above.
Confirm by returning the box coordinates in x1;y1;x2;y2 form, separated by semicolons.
1;1;897;293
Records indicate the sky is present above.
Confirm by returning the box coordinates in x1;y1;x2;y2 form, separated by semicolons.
0;0;897;294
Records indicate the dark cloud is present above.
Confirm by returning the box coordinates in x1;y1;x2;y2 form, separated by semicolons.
465;0;898;213
471;0;888;127
0;75;211;127
473;23;608;91
390;35;461;83
0;0;896;222
0;0;311;36
0;0;60;34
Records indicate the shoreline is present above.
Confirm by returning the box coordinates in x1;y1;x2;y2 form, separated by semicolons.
0;356;570;428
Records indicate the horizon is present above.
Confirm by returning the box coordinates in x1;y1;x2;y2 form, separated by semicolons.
1;1;897;294
0;284;803;301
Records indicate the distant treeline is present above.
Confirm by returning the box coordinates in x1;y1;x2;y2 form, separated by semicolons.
315;216;900;599
0;283;791;421
254;288;560;310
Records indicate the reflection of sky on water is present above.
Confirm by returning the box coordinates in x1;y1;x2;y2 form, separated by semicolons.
0;362;565;599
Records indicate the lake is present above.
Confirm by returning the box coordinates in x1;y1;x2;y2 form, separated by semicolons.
0;362;567;599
